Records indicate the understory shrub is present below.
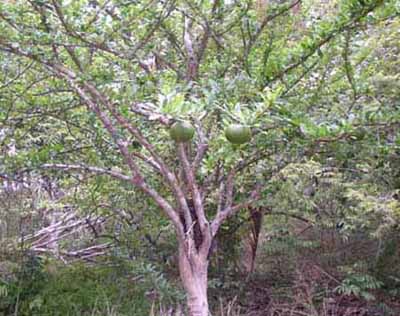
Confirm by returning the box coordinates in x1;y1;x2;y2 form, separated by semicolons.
0;254;182;316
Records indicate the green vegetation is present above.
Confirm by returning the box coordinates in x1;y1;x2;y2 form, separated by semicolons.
0;0;399;315
0;257;182;316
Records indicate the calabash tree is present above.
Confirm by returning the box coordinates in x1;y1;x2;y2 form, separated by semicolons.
0;0;397;315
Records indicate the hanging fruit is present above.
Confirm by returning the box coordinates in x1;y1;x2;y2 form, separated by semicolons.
169;121;195;142
225;124;252;144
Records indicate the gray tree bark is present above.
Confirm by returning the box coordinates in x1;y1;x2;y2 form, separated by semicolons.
178;246;210;316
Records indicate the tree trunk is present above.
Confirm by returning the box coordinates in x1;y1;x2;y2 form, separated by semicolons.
178;246;209;316
239;207;264;276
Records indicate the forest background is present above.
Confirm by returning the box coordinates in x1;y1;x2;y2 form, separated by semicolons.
0;0;399;315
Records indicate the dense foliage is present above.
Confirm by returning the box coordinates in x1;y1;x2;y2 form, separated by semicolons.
0;0;399;315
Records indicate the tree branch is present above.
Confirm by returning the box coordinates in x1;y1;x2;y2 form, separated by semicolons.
192;116;209;172
130;102;172;126
41;163;131;181
183;15;198;81
211;185;261;237
0;41;186;241
177;144;209;237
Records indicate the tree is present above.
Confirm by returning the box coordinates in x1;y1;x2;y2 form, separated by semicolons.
0;0;398;315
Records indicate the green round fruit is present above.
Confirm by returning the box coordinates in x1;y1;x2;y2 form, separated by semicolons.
169;121;195;142
225;124;252;144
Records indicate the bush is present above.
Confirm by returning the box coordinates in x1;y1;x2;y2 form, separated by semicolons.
0;255;182;316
